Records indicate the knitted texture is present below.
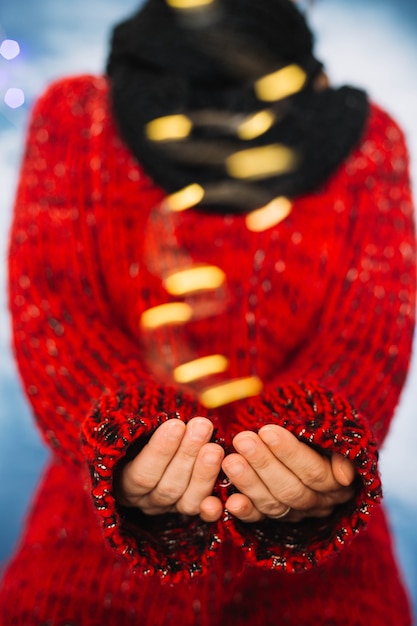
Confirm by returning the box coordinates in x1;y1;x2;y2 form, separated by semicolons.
0;76;415;625
83;391;226;578
108;0;369;208
224;383;381;572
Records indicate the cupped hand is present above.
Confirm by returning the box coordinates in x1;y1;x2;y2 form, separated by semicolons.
115;417;224;522
221;424;356;523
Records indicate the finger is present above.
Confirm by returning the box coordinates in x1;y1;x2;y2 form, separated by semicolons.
222;453;290;518
176;443;225;516
199;495;224;523
225;493;264;523
257;425;345;493
231;431;354;512
118;419;186;505
231;432;325;511
141;417;214;510
331;454;356;487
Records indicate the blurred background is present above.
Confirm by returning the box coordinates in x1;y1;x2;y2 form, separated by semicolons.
0;0;416;619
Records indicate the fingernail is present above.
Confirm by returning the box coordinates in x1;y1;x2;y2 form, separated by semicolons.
164;420;184;440
259;427;280;446
189;419;212;441
235;436;257;454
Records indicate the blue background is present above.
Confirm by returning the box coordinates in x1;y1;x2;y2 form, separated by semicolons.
0;0;416;620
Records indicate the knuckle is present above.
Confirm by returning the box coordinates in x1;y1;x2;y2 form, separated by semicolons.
137;495;167;516
279;482;306;506
130;471;156;493
153;486;183;505
261;501;284;517
304;463;328;487
176;500;200;516
179;445;201;462
252;456;271;472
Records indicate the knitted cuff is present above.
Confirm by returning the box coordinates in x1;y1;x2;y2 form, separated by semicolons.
225;381;382;573
81;383;225;582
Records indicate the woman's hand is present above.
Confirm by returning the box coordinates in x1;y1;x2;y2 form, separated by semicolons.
115;417;224;522
115;420;355;525
221;425;356;523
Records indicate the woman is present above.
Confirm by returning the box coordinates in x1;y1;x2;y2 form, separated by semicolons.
0;0;415;624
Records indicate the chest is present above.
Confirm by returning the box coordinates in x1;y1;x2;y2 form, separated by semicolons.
90;144;351;397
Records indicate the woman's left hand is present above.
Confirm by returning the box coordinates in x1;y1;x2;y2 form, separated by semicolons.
221;424;356;523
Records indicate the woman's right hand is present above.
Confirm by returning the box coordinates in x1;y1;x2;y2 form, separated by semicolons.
115;417;225;522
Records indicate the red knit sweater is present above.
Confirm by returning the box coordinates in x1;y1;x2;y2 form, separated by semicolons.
0;75;415;625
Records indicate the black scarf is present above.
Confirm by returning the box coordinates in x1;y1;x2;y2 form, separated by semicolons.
107;0;369;213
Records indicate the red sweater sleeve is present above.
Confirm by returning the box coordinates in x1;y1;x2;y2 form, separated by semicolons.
224;107;416;572
8;77;225;580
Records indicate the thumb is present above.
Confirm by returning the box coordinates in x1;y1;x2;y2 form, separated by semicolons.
331;454;356;487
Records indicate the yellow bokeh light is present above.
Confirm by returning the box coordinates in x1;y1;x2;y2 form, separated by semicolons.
246;196;293;232
145;114;193;142
200;376;263;408
140;303;193;329
164;184;205;212
237;110;276;141
166;0;215;9
255;64;307;103
174;354;229;383
164;265;226;296
226;144;298;180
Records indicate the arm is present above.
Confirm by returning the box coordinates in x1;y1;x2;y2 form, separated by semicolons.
8;76;225;580
223;107;416;571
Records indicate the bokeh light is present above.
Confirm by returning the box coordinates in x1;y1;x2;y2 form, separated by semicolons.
4;87;25;109
0;39;21;61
